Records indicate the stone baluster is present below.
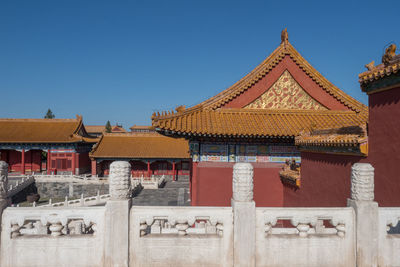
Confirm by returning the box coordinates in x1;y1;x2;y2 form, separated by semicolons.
140;221;148;237
91;223;98;236
216;223;224;237
296;223;310;237
47;214;63;237
10;223;21;238
336;224;346;237
175;219;189;236
232;163;255;267
347;163;378;267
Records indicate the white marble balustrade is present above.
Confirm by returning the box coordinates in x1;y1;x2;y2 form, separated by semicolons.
1;207;105;267
255;207;355;267
130;206;233;267
378;208;400;266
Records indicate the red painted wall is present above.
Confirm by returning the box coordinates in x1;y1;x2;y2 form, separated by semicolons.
194;162;284;207
283;152;365;207
366;87;400;206
77;152;91;173
98;159;190;177
3;150;42;173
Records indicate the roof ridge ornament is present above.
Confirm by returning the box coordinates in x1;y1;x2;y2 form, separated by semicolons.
281;28;289;46
382;43;396;66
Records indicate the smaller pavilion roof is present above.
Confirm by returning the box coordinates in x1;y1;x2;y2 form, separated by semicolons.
129;125;155;131
295;125;368;156
90;132;190;159
85;125;127;134
0;115;98;144
153;109;367;138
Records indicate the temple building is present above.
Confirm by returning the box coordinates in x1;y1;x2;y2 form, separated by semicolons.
89;132;190;179
129;125;155;133
152;29;368;206
85;124;127;137
0;116;98;175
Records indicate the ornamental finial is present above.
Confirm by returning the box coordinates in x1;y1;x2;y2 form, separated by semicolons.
382;43;397;66
281;28;288;44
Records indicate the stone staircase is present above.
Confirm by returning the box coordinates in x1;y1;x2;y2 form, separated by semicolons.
131;175;190;206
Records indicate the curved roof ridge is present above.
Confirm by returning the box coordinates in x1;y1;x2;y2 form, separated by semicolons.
154;32;367;115
214;108;358;115
286;45;367;113
0;118;78;122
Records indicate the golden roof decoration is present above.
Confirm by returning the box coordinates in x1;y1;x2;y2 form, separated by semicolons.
244;70;328;110
359;43;400;86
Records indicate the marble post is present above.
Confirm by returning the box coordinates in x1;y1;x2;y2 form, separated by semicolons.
347;163;378;267
231;163;255;267
105;161;131;267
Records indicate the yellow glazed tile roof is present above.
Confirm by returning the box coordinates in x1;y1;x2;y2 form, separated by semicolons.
90;132;190;159
152;30;368;136
0;115;98;143
153;109;367;137
295;126;368;155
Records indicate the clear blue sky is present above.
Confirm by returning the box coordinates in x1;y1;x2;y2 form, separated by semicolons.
1;0;399;128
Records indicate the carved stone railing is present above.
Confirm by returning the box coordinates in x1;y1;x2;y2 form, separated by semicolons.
255;207;355;267
132;174;165;189
130;206;233;267
3;207;105;237
133;206;229;237
259;207;352;238
6;176;35;198
1;206;106;267
37;192;111;207
378;208;400;266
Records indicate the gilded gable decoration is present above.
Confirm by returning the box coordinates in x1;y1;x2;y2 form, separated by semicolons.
245;70;327;110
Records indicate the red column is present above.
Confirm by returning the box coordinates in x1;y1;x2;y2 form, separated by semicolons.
47;150;51;175
189;159;192;200
21;149;25;175
172;161;176;181
71;152;76;175
191;161;198;206
91;160;97;176
147;161;151;177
